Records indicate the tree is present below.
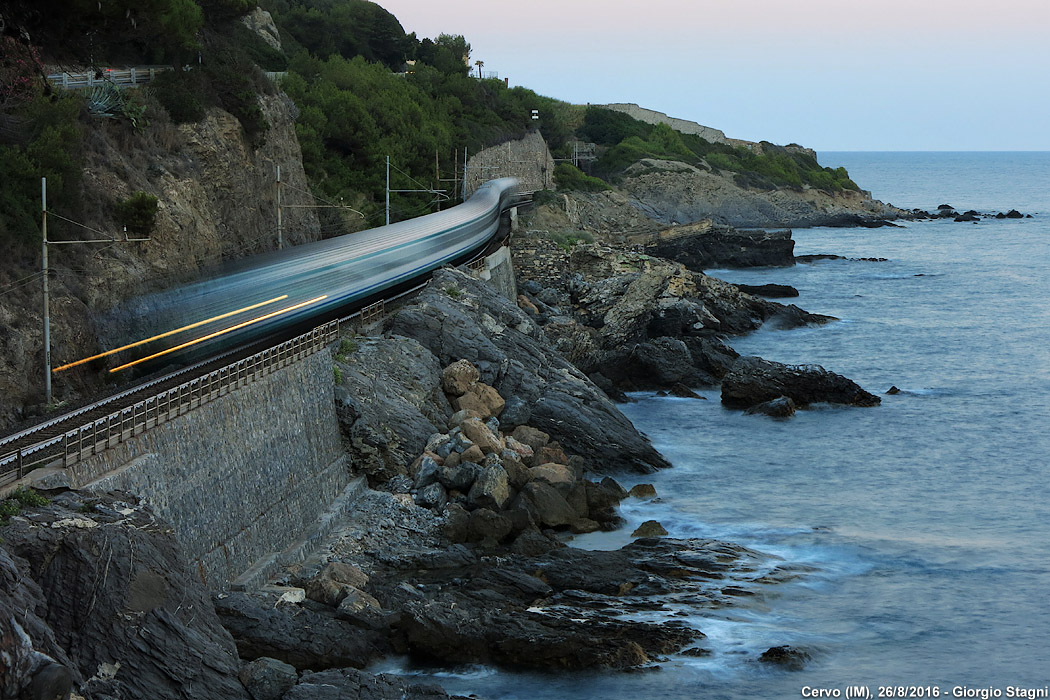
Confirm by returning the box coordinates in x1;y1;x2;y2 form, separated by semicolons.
474;59;483;79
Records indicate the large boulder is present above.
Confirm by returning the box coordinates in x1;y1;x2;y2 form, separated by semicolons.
721;356;880;408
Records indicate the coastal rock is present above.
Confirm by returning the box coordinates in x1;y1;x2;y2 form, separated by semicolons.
721;356;880;408
646;225;796;269
632;520;668;538
628;483;657;499
467;464;512;511
334;337;451;485
744;396;797;417
1;492;249;700
517;481;577;528
440;359;479;396
735;283;800;298
1006;209;1024;219
238;657;298;700
759;645;812;671
387;269;670;473
213;591;388;670
283;668;452;700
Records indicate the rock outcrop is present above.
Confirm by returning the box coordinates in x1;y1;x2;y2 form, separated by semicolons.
721;356;880;409
0;491;249;700
386;268;670;473
646;223;796;269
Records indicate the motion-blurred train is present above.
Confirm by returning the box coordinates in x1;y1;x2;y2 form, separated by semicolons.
62;178;524;376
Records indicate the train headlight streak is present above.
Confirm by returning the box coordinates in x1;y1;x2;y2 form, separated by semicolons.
108;295;329;373
52;295;291;373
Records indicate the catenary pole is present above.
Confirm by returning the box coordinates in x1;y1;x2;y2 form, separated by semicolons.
385;156;391;226
276;165;283;250
42;178;51;406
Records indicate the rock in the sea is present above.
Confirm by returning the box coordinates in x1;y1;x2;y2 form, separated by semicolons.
283;668;451;700
886;385;901;395
646;226;796;269
721;356;880;408
1006;209;1024;219
759;645;811;671
239;657;298;700
735;283;800;298
744;396;797;417
517;481;577;528
631;520;668;538
628;483;657;499
669;382;704;399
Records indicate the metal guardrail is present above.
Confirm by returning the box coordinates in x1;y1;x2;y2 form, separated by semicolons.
47;67;170;89
0;293;397;489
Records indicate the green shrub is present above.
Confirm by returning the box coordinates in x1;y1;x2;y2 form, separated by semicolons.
333;366;343;384
115;191;159;236
444;285;461;298
152;69;207;123
553;163;609;192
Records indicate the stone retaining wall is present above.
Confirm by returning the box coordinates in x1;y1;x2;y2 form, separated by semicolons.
68;351;347;588
466;131;554;196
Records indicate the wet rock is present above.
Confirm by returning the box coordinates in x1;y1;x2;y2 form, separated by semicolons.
759;645;811;671
1006;209;1024;219
239;657;298;700
510;528;564;556
632;520;668;538
721;356;880;408
886;385;901;395
735;283;799;298
669;382;704;399
571;518;602;534
628;483;657;499
955;212;980;222
744;396;797;417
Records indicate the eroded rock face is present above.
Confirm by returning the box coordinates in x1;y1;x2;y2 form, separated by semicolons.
513;242;832;393
0;491;249;700
387;268;670;473
647;226;796;269
721;356;880;408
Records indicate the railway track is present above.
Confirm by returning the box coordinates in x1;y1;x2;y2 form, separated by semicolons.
0;221;520;490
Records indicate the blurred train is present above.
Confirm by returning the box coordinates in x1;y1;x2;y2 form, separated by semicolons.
62;178;524;376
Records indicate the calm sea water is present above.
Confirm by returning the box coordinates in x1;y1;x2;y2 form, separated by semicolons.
381;153;1050;699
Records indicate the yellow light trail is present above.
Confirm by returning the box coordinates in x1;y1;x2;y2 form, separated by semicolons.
108;295;329;373
52;296;290;373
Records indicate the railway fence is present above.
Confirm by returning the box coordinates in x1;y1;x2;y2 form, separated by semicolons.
0;297;388;489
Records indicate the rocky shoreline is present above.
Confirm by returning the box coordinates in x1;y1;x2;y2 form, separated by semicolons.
1;222;886;698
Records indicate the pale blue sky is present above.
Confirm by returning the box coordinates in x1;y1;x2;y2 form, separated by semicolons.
380;0;1050;151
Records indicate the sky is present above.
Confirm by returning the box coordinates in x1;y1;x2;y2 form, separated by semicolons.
378;0;1050;151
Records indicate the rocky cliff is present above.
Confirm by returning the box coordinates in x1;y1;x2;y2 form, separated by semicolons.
0;89;320;426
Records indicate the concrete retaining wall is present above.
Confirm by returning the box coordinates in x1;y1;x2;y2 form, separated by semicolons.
599;103;730;144
69;350;347;588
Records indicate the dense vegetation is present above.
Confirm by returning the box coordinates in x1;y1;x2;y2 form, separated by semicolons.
580;106;859;192
0;0;861;246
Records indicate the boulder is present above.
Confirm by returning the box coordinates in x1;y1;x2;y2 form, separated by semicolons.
460;444;484;464
302;563;369;607
239;657;298;700
459;418;502;454
1;492;249;700
499;396;532;427
534;442;568;467
627;484;656;499
721;356;880;408
518;482;577;528
416;482;448;510
413;456;441;489
467;464;512;511
744;396;797;417
510;425;550;453
631;520;668;538
438;462;480;492
446;409;482;428
452;382;505;418
529;463;576;494
387;269;671;473
1006;209;1024;219
335;587;390;630
571;518;602;534
441;359;480;396
759;645;811;671
283;668;452;700
499;451;532;490
669;382;703;399
504;435;534;459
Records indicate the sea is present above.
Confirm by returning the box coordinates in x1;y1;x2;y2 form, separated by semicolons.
376;152;1050;699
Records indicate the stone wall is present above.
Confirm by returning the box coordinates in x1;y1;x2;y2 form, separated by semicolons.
467;245;518;300
66;351;347;588
465;131;554;196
